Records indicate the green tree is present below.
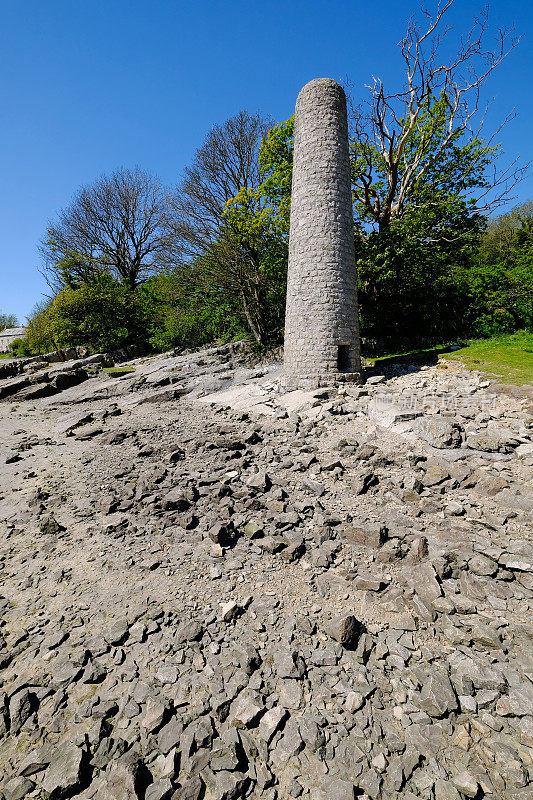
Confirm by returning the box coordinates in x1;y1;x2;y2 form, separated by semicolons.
257;117;294;230
352;96;490;339
174;111;285;344
351;95;497;236
141;272;247;352
48;275;149;352
356;208;480;341
344;0;527;342
478;201;533;266
349;1;523;232
24;300;58;354
468;202;533;334
0;311;18;330
213;117;294;343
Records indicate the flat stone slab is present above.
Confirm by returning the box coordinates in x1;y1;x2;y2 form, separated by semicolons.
197;383;276;415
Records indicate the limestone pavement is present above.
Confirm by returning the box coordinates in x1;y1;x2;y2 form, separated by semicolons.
0;344;532;799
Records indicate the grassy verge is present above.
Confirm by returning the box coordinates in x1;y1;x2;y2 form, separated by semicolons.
366;330;533;386
440;331;533;386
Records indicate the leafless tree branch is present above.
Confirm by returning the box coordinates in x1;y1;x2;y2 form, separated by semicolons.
347;0;525;231
41;167;177;291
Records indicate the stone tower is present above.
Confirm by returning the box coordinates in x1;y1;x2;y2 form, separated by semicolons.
283;78;361;389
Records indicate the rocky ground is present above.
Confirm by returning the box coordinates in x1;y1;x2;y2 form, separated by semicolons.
0;343;532;800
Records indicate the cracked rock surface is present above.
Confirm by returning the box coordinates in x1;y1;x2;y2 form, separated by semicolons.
0;342;532;799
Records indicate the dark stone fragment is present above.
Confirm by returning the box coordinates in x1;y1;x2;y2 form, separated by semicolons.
9;688;38;734
97;750;149;799
175;620;204;644
208;522;235;546
171;777;203;800
100;431;129;445
162;490;191;512
39;514;65;535
342;522;388;548
325;615;364;649
51;368;88;391
158;717;184;754
41;742;86;799
14;383;57;400
91;737;128;769
2;776;36;800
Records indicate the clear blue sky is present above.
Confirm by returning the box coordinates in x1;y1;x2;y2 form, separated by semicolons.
1;0;532;323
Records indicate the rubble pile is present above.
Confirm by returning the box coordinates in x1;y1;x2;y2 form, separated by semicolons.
0;344;531;799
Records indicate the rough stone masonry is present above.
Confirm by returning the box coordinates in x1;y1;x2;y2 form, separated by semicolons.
283;78;361;389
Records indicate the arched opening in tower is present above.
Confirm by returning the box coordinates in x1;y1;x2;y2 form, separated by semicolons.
337;344;352;372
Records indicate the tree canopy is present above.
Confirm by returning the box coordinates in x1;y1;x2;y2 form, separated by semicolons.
349;0;524;232
173;110;286;344
28;2;531;357
0;312;18;330
41;167;176;291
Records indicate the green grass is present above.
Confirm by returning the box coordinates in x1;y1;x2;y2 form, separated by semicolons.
0;352;13;359
101;366;135;376
366;330;533;386
370;343;458;365
440;330;533;386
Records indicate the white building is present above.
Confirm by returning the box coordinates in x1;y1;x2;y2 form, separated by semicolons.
0;327;27;353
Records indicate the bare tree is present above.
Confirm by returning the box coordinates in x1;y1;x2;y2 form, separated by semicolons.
42;167;176;291
348;0;527;233
175;111;270;249
173;110;275;343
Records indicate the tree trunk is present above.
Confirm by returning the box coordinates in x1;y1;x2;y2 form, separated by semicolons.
240;289;266;345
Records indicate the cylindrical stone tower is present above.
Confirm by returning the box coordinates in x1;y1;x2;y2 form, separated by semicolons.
283;78;361;389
